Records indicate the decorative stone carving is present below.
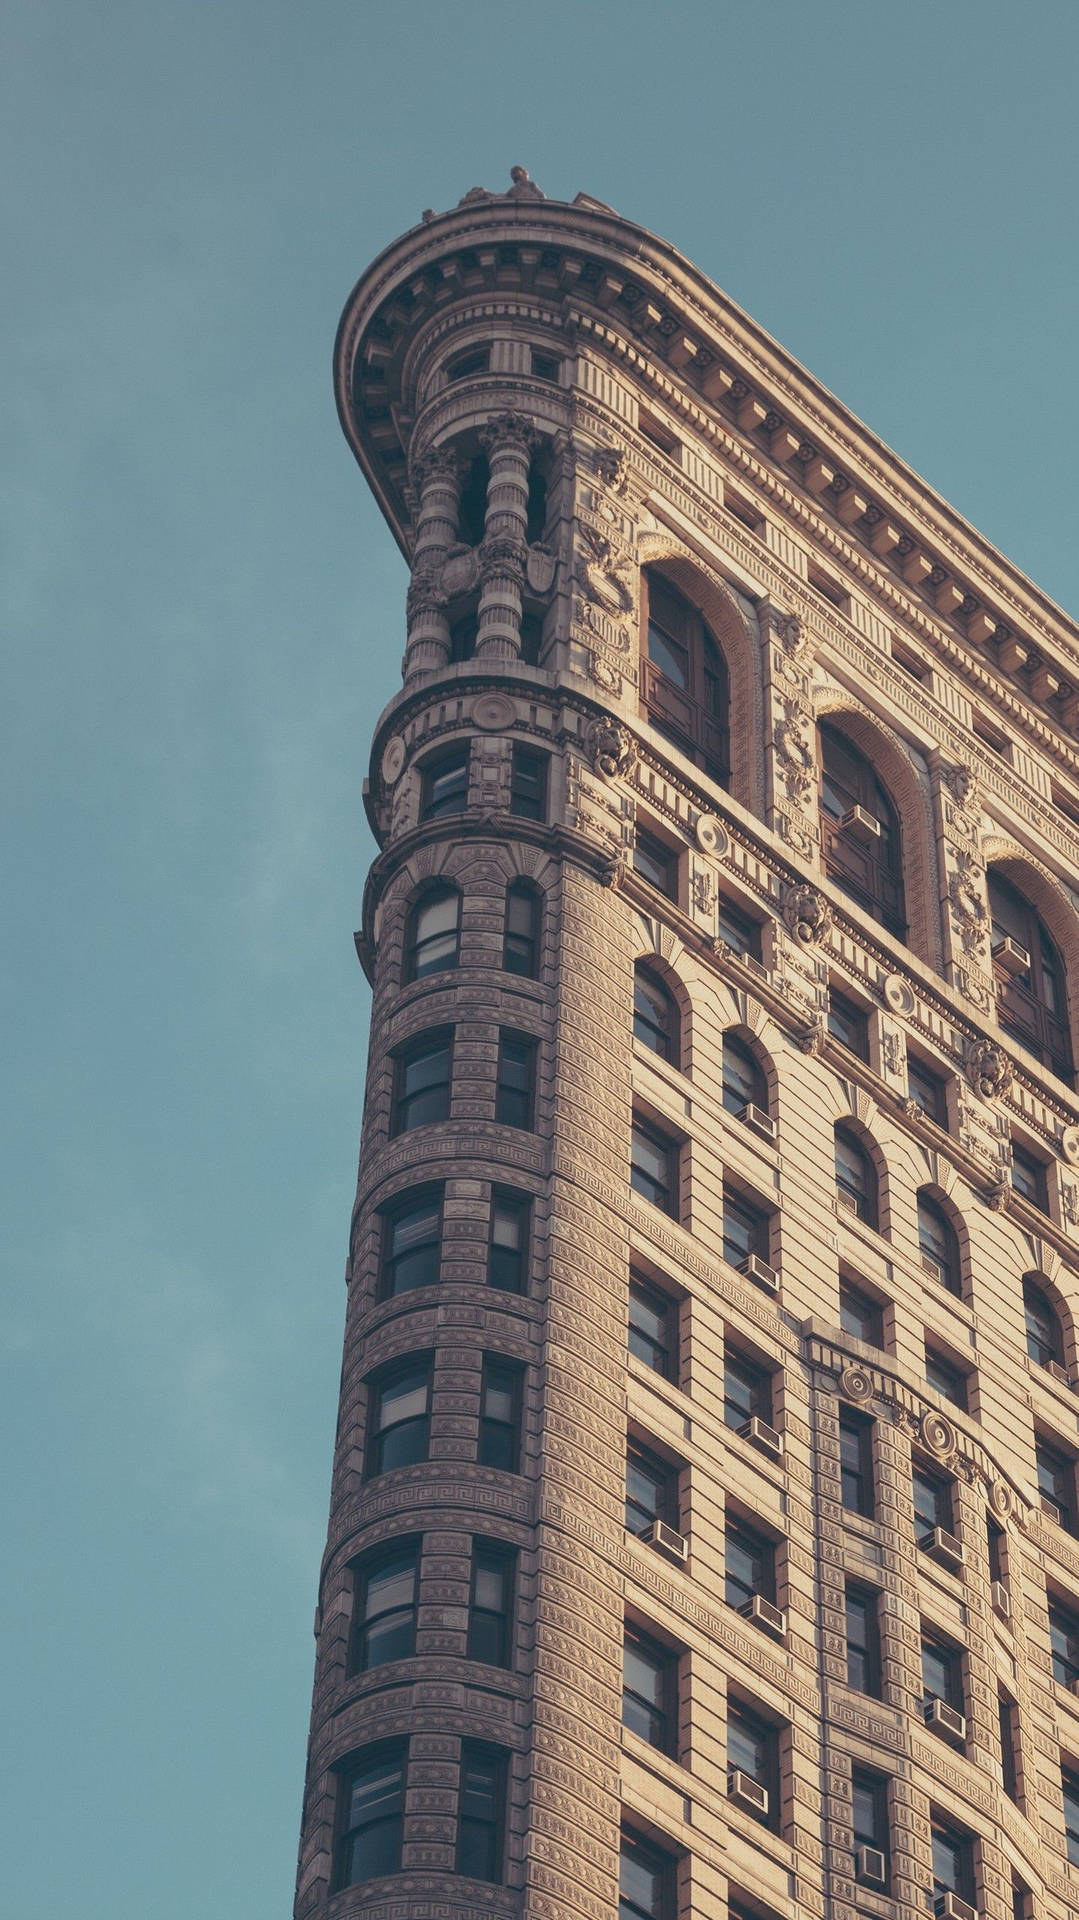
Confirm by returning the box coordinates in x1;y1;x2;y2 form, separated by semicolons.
405;555;448;621
380;736;406;786
773;696;816;807
587;652;621;694
965;1037;1014;1102
920;1409;957;1459
479;532;528;584
988;1479;1014;1519
593;446;629;495
525;544;557;595
783;882;833;948
692;868;715;916
586;717;637;781
839;1364;874;1403
882;972;916;1016
798;1015;827;1056
1062;1182;1079;1228
947;850;989;955
1061;1125;1079;1166
767;605;812;662
942;761;980;813
880;1030;904;1078
479;410;537;460
575;524;636;616
694;814;728;856
985;1171;1011;1212
598;851;626;889
472;693;516;731
506;163;544;200
439;543;481;599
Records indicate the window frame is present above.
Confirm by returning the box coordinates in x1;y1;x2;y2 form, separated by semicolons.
846;1584;882;1696
1065;1766;1079;1867
921;1630;964;1713
619;1826;677;1920
930;1814;976;1906
628;1272;678;1381
1049;1597;1079;1690
456;1741;507;1884
917;1191;962;1297
640;566;730;787
365;1357;432;1480
818;720;906;937
420;744;470;821
467;1538;516;1669
334;1740;408;1890
633;962;681;1066
379;1187;443;1298
625;1437;679;1536
828;987;870;1062
988;867;1073;1081
391;1028;453;1135
404;885;461;983
725;1516;777;1611
1012;1140;1050;1212
723;1346;773;1434
502;880;541;978
1036;1433;1078;1533
722;1185;771;1271
834;1125;879;1231
487;1189;530;1294
726;1696;780;1831
925;1344;968;1412
622;1620;678;1755
913;1462;955;1542
839;1276;885;1348
349;1540;420;1673
718;896;763;963
495;1030;537;1130
721;1030;768;1117
1024;1276;1066;1371
508;744;548;822
630;1114;680;1217
908;1055;949;1126
839;1407;875;1518
851;1766;890;1889
633;825;679;901
479;1355;523;1473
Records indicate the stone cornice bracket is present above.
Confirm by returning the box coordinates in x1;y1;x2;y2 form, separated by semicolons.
783;881;833;950
965;1037;1014;1103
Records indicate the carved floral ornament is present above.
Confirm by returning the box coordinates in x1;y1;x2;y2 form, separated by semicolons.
783;881;833;948
965;1036;1014;1103
586;717;638;781
773;697;816;808
479;410;537;460
575;523;637;617
947;850;990;955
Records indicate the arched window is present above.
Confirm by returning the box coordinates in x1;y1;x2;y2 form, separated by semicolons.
503;882;541;978
1024;1276;1067;1376
835;1125;879;1231
640;568;730;786
819;722;906;937
917;1191;962;1298
404;886;460;982
722;1031;768;1118
633;964;680;1065
988;869;1073;1081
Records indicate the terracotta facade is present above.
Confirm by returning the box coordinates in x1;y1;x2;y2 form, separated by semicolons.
295;171;1079;1920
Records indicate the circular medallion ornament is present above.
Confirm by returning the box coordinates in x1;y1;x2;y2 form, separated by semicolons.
920;1409;956;1459
1061;1126;1079;1166
883;972;915;1016
380;736;406;786
839;1364;874;1404
695;814;728;856
988;1479;1013;1519
471;693;516;731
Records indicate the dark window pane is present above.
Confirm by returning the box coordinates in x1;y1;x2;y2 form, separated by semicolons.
922;1636;962;1709
381;1191;442;1296
496;1033;536;1129
926;1348;967;1410
840;1410;874;1517
1025;1279;1065;1369
918;1194;961;1295
819;722;906;936
503;883;540;976
722;1034;767;1115
846;1587;881;1695
723;1351;771;1431
337;1745;406;1888
633;829;677;900
913;1465;953;1537
634;966;679;1063
908;1057;947;1125
468;1542;514;1668
631;1119;677;1215
628;1276;674;1378
725;1520;775;1610
722;1190;768;1268
1066;1771;1079;1866
931;1819;975;1902
839;1280;883;1346
1050;1603;1079;1689
352;1545;419;1671
488;1192;529;1292
1037;1438;1076;1531
727;1701;777;1826
509;747;547;821
406;888;460;980
619;1829;673;1920
718;898;762;961
828;989;869;1061
622;1625;673;1752
835;1128;877;1228
989;869;1073;1080
1012;1144;1049;1210
457;1744;505;1882
479;1358;521;1472
368;1362;431;1477
422;748;470;820
393;1032;452;1133
626;1442;674;1534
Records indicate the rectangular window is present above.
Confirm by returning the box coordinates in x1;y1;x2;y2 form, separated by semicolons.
999;1692;1019;1802
723;1347;773;1432
931;1816;975;1904
619;1827;675;1920
488;1190;529;1292
922;1633;964;1712
913;1463;954;1540
503;884;540;976
628;1273;676;1380
421;745;470;820
926;1345;968;1412
987;1517;1006;1587
335;1742;407;1888
1012;1142;1049;1211
846;1584;882;1695
530;348;561;382
380;1188;443;1296
447;345;490;382
456;1742;506;1883
366;1359;432;1478
839;1408;875;1518
1064;1767;1079;1866
633;827;678;901
350;1542;419;1672
727;1698;779;1829
1050;1599;1079;1689
509;745;548;821
839;1277;884;1347
495;1032;536;1129
622;1622;676;1754
908;1055;948;1126
479;1357;522;1472
630;1116;679;1216
468;1540;515;1667
725;1518;776;1611
851;1767;890;1888
718;896;763;963
392;1029;452;1134
828;988;870;1060
625;1439;678;1535
1037;1436;1077;1532
722;1187;770;1269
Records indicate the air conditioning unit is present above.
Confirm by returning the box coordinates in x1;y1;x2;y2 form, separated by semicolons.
991;1580;1011;1621
1044;1359;1070;1387
740;1415;783;1461
727;1769;768;1817
935;1894;978;1920
1040;1494;1063;1525
738;1101;777;1142
992;934;1030;974
837;1189;860;1214
739;1252;779;1294
640;1519;688;1564
921;1525;965;1571
855;1845;887;1888
925;1697;967;1741
841;804;881;842
718;940;767;980
739;1593;787;1640
921;1253;945;1284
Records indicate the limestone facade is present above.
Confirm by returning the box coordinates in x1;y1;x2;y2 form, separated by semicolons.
295;171;1079;1920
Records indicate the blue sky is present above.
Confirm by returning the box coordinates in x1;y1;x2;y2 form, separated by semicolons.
4;3;1078;1914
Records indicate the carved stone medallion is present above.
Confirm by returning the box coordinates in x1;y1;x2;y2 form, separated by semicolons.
783;882;833;948
381;736;406;786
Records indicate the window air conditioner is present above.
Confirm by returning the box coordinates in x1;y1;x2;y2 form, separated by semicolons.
726;1769;768;1816
739;1593;787;1640
855;1846;887;1888
738;1253;779;1295
740;1415;783;1461
840;804;882;842
640;1519;688;1564
921;1525;965;1571
1040;1494;1063;1525
935;1894;978;1920
924;1697;967;1741
738;1102;777;1142
991;1581;1011;1621
1044;1359;1070;1387
992;935;1030;974
921;1253;945;1284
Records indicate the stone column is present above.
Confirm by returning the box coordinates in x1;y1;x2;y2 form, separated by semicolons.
403;445;460;681
476;411;535;664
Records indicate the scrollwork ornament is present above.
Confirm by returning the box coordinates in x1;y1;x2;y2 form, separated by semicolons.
692;869;715;916
1063;1182;1079;1229
988;1479;1013;1520
576;523;636;616
880;1030;904;1077
839;1363;875;1404
965;1037;1014;1103
406;558;448;621
408;444;461;496
1060;1125;1079;1166
773;696;816;808
588;651;621;695
783;882;833;948
586;717;637;782
920;1409;956;1459
947;850;989;956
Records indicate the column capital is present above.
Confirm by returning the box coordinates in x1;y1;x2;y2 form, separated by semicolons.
479;410;537;459
407;443;462;496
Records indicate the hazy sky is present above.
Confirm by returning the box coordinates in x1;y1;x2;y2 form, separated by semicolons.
4;3;1078;1915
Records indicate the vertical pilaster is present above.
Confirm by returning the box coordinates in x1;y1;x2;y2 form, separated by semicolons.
476;412;535;663
404;446;461;681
